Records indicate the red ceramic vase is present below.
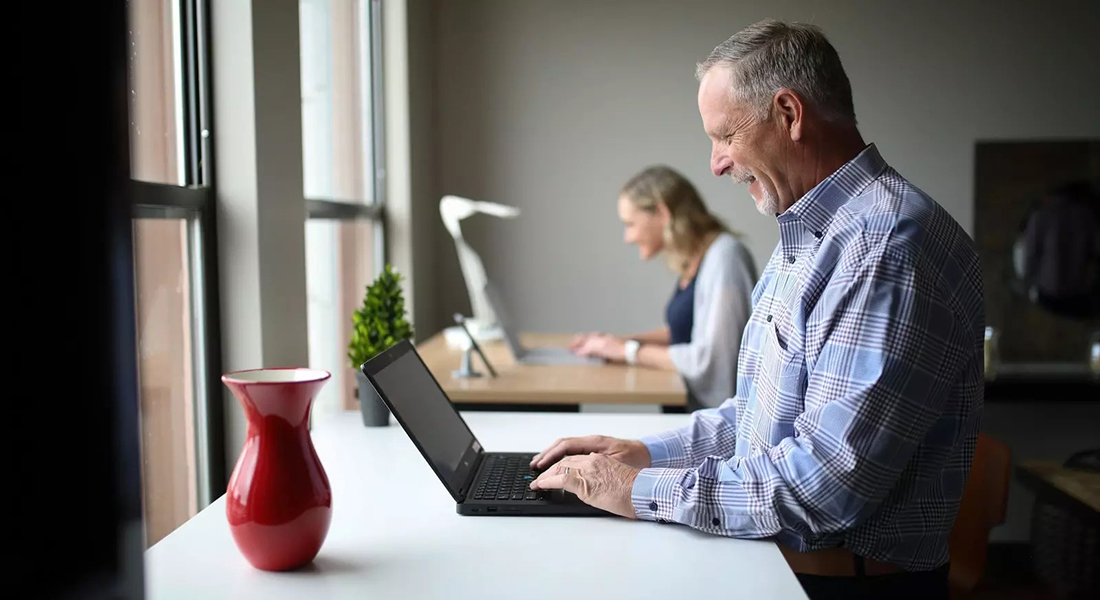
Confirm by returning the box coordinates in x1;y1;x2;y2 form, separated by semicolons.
221;368;333;571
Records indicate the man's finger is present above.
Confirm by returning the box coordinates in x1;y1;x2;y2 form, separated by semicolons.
530;470;567;491
530;459;564;489
530;457;582;492
530;438;564;468
531;438;574;469
531;437;590;470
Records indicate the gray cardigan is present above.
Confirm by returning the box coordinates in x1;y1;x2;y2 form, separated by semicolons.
667;233;757;409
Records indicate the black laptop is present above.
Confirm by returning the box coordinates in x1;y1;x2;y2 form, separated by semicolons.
361;339;604;516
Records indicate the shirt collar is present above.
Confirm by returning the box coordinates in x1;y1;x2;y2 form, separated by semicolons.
777;143;888;239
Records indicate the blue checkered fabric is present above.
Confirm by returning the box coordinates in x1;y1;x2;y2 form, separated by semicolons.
631;144;984;571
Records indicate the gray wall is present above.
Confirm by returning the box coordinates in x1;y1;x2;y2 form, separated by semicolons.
384;0;445;340
407;0;444;339
422;0;1100;542
213;0;310;476
431;0;1100;334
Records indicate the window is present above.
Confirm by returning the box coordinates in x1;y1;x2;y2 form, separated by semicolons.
301;0;386;423
132;217;197;543
306;220;377;424
128;0;184;186
128;0;222;546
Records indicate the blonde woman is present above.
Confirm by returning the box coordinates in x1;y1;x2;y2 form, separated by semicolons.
572;165;757;409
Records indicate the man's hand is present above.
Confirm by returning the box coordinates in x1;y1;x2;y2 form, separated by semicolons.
573;334;626;361
530;435;651;471
530;453;640;518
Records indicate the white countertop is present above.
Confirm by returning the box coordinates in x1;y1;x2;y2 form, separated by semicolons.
145;411;807;599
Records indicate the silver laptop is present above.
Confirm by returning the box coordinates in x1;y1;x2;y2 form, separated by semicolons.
483;282;603;366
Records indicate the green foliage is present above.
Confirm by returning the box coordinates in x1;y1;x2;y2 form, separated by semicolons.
348;265;414;367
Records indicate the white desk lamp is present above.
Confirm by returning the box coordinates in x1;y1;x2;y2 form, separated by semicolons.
440;195;520;341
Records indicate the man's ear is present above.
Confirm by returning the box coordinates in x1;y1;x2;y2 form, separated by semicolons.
772;88;804;142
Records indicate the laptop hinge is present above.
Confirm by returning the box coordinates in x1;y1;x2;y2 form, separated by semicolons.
458;443;486;499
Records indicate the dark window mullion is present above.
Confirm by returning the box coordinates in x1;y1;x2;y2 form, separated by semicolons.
133;180;208;211
134;205;193;220
306;199;384;221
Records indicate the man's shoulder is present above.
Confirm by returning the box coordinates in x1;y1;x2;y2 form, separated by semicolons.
826;167;983;322
831;167;974;265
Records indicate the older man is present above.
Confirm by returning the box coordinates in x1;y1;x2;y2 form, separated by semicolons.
530;20;983;599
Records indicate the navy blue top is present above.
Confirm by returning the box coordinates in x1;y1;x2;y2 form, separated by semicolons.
665;276;696;345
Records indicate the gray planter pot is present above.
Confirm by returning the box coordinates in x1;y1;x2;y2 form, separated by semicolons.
355;370;390;427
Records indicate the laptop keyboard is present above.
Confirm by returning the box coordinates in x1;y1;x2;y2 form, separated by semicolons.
473;455;550;502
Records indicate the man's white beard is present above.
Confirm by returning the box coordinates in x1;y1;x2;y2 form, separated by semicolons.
731;166;779;216
755;188;779;216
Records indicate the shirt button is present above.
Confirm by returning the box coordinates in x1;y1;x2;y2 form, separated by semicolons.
766;315;773;322
649;501;658;512
712;517;721;527
813;231;823;239
787;256;796;264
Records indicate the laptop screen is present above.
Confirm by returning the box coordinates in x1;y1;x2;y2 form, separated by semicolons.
364;342;479;495
482;281;525;358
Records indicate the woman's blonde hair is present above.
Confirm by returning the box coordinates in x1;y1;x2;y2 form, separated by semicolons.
620;165;731;274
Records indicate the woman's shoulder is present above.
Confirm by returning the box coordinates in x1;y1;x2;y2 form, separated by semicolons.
702;232;757;278
705;232;749;263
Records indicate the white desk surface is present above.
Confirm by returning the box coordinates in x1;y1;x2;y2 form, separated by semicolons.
146;412;807;599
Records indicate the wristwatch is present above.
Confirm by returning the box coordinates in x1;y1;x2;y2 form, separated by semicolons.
624;339;641;365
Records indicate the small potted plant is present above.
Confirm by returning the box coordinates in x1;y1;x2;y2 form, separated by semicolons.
349;265;414;426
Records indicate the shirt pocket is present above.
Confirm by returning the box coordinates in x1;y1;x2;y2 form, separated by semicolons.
757;323;808;423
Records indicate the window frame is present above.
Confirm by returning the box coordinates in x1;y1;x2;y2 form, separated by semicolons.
303;0;388;415
303;0;387;268
129;0;225;507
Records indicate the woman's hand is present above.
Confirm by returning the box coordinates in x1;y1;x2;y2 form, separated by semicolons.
569;331;606;352
574;334;626;362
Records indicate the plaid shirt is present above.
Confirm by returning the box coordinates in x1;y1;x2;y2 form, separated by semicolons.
631;144;984;571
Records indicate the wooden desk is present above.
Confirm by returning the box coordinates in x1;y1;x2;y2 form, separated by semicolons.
145;412;808;600
417;332;686;406
1016;460;1100;523
1014;460;1099;596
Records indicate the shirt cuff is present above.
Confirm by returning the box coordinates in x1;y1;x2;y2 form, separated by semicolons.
640;434;680;468
631;467;689;522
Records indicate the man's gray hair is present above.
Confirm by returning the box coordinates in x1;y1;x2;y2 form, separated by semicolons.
697;20;856;125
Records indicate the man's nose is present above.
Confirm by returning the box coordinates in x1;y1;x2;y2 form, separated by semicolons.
711;147;729;177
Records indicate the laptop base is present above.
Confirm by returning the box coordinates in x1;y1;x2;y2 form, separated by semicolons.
460;452;605;516
518;348;604;366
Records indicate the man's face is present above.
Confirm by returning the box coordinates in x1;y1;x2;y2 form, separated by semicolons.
698;66;785;216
